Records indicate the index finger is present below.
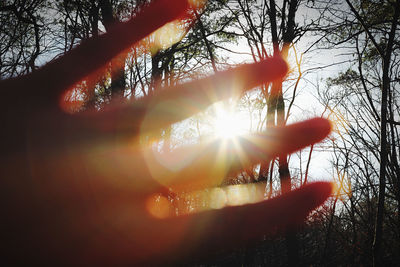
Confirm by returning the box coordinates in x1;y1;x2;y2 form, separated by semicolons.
78;56;288;138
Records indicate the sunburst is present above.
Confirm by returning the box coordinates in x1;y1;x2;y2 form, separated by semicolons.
211;103;248;139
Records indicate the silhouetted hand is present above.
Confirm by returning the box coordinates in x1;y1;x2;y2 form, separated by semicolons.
0;0;333;264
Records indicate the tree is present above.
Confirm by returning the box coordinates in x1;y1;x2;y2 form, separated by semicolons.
342;2;400;263
225;0;330;264
314;0;400;264
0;0;52;77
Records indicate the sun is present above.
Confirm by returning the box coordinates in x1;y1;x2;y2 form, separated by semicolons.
212;104;248;139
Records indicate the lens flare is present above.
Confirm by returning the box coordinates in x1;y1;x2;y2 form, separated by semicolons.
332;167;352;201
146;183;266;218
151;20;186;53
188;0;207;9
211;103;248;139
146;194;173;219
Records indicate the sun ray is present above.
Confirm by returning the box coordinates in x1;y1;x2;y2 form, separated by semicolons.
211;102;248;139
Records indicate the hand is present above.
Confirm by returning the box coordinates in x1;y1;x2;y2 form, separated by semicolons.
0;0;333;264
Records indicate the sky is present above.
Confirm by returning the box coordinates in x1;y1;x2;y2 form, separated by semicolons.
184;1;355;183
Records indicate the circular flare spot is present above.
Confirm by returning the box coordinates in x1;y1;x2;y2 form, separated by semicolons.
146;194;172;219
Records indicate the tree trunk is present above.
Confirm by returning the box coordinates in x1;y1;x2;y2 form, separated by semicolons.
280;0;300;264
99;0;126;99
373;1;400;265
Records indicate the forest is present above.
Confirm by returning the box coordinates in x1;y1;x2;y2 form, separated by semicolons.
1;0;400;266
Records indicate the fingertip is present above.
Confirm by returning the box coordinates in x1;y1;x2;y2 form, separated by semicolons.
272;55;289;77
259;118;332;158
259;56;289;82
303;181;334;207
240;57;288;91
312;117;332;136
279;181;333;227
289;117;332;146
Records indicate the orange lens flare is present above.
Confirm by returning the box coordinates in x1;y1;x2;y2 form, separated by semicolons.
60;82;87;114
146;183;266;218
150;20;187;54
188;0;208;9
332;168;352;201
146;194;173;219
